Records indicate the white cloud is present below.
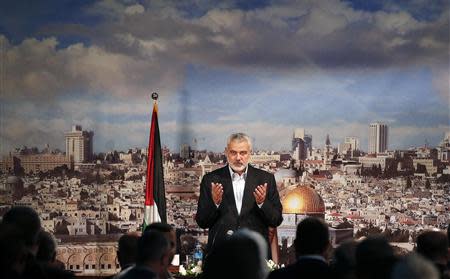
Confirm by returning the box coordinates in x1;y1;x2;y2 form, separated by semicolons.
125;4;145;15
1;36;183;101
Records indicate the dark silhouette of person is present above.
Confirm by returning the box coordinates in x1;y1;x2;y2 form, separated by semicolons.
114;230;170;279
1;206;47;279
0;223;29;278
36;230;74;279
447;225;450;272
355;236;397;279
144;223;177;279
391;253;439;279
330;240;357;279
117;233;140;270
416;230;449;279
201;228;269;279
2;206;41;256
268;217;332;279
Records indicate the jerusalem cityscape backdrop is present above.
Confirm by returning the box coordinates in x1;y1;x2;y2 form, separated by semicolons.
0;123;449;275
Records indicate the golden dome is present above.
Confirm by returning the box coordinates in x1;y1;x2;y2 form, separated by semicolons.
282;184;325;214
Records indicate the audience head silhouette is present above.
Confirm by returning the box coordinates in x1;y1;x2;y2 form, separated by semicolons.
137;230;170;267
294;217;330;257
115;230;169;279
330;240;357;279
415;230;449;278
144;222;177;264
0;223;28;277
355;236;397;279
202;228;268;279
416;230;448;264
117;233;140;269
2;206;41;254
391;253;439;279
36;230;57;263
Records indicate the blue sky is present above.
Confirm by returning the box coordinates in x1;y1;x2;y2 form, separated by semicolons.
0;0;448;154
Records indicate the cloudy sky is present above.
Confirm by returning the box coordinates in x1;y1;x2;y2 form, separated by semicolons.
0;0;449;154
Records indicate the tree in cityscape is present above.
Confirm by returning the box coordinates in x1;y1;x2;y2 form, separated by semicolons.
354;224;383;238
425;179;431;189
415;164;428;175
54;220;70;235
406;176;412;189
80;189;89;201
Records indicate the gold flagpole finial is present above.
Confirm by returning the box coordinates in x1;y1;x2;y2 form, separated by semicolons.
151;92;158;102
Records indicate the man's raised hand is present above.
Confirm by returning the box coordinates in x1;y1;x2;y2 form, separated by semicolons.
211;182;223;205
253;183;267;205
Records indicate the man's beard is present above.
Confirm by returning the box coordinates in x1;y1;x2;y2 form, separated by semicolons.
230;162;247;173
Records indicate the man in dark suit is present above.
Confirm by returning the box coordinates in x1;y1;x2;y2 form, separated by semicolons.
268;217;332;279
196;133;283;255
114;230;170;279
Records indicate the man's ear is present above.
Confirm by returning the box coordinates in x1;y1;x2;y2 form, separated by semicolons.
161;251;170;266
323;240;332;260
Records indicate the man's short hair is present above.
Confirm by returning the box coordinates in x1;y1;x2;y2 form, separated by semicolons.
36;230;56;263
0;223;27;269
137;230;169;264
2;206;41;246
356;236;397;279
118;234;140;268
227;133;252;150
202;229;268;279
416;230;448;261
144;222;173;233
294;217;329;256
391;253;439;279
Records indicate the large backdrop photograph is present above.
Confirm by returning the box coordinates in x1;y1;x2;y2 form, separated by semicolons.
0;0;449;278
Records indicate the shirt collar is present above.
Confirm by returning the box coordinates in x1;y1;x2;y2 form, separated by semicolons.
228;164;248;181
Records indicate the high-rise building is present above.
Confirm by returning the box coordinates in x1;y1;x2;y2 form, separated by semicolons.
304;134;313;151
180;144;191;160
293;128;305;139
368;122;388;154
437;131;450;162
65;125;94;163
292;129;307;160
339;137;360;157
345;137;360;151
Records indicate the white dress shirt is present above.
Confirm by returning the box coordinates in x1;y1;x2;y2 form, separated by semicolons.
229;165;248;215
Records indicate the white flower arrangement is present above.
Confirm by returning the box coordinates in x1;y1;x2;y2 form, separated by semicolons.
266;259;284;271
179;261;203;277
178;259;282;276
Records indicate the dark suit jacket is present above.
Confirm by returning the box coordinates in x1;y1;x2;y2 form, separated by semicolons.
268;258;332;279
113;265;157;279
195;164;283;253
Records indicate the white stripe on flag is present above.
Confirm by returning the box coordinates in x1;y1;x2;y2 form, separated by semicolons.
144;204;161;226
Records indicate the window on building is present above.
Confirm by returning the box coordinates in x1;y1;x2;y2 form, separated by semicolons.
85;265;89;269
92;264;96;269
101;264;105;269
76;265;80;270
69;265;73;270
108;264;111;269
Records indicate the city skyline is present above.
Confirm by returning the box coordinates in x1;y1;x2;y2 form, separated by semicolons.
0;0;448;154
4;123;449;156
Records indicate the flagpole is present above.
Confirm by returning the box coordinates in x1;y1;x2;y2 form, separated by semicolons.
143;92;167;231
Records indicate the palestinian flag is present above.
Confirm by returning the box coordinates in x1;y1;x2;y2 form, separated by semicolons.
143;98;167;231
